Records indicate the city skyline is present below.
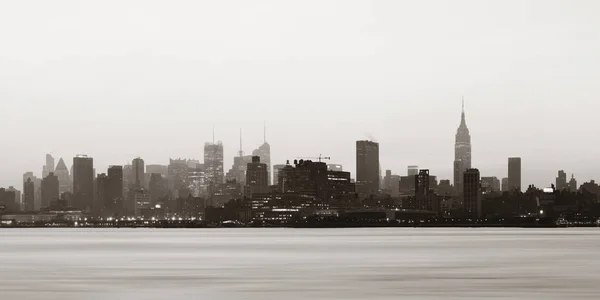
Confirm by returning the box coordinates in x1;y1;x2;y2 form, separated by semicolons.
1;1;600;189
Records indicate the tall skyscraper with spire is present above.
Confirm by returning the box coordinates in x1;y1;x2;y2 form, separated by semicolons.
453;99;472;193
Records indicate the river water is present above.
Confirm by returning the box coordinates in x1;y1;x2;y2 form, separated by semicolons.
0;228;599;299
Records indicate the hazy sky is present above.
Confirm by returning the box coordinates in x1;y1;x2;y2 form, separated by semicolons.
1;0;599;190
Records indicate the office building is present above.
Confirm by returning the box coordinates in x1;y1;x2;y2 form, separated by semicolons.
454;101;472;193
55;158;71;194
45;154;55;177
96;173;110;215
0;188;17;213
246;156;269;196
149;173;168;206
132;157;145;189
23;178;35;211
252;125;272;185
356;140;379;197
568;174;578;192
41;172;59;210
73;155;94;212
415;169;433;211
204;142;224;186
463;168;481;218
556;170;567;191
107;166;124;216
508;157;522;192
272;164;286;186
133;189;151;217
481;177;500;193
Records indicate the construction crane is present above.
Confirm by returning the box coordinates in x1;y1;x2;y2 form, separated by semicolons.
296;154;331;163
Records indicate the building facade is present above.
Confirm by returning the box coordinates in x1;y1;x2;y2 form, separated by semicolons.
453;101;472;194
508;157;522;192
463;168;481;218
73;155;94;212
356;140;380;197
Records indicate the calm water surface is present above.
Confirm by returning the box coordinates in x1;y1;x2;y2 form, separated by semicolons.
1;228;599;299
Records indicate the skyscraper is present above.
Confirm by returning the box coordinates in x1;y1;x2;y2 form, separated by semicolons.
481;176;500;193
132;157;145;189
568;174;578;192
463;168;482;218
149;173;168;206
107;165;124;216
556;170;567;191
508;157;522;193
55;158;71;194
41;172;59;209
273;164;286;186
0;188;17;213
356;140;380;197
204;142;224;186
453;100;472;193
415;169;432;211
23;177;35;212
95;173;110;215
246;156;269;196
252;145;271;185
46;154;55;176
73;155;94;212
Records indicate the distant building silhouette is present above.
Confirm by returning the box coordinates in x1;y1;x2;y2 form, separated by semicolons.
556;170;567;191
133;189;151;217
481;176;500;193
356;140;379;197
463;168;481;218
6;187;20;211
132;157;145;189
41;172;59;210
272;164;286;186
0;188;17;213
501;177;509;192
454;100;472;193
73;155;94;212
246;156;269;196
508;157;522;192
415;169;433;210
23;177;35;212
252;143;271;186
55;158;71;194
96;173;109;215
107;165;124;216
568;174;578;192
204;142;224;186
42;154;54;179
23;172;41;211
252;124;271;185
168;159;189;195
149;173;168;206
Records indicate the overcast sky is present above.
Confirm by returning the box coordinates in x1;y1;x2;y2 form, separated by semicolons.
1;0;599;190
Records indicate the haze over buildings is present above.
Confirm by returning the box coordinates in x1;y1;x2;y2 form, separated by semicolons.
1;1;600;190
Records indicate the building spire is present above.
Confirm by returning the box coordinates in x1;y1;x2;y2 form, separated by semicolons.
212;124;215;144
239;128;244;157
460;97;467;127
263;121;267;144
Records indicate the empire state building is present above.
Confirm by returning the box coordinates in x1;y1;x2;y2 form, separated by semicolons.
454;100;472;193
